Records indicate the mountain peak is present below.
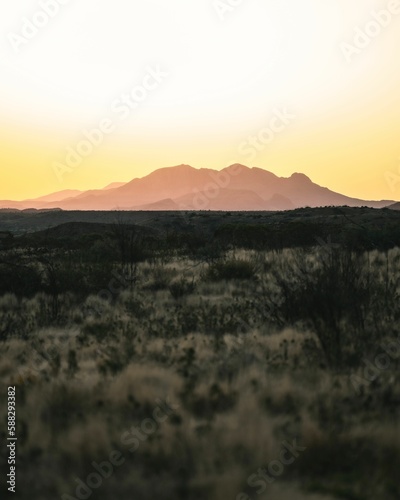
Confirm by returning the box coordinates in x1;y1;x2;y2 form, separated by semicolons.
290;172;311;182
171;164;194;171
149;164;194;175
224;163;250;171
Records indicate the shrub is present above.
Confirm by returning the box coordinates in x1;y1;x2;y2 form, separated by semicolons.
0;263;42;297
169;278;196;300
266;248;373;368
204;259;256;281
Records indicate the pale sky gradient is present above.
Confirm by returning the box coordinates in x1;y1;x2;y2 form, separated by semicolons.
0;0;399;201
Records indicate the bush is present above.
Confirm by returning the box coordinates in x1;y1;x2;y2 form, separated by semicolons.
266;248;374;368
0;263;42;297
204;259;256;281
169;278;196;300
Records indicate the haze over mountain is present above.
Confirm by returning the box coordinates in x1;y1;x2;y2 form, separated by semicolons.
0;165;395;211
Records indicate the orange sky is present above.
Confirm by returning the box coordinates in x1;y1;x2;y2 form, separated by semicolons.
1;0;400;202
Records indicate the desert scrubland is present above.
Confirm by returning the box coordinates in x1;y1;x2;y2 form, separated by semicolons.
0;210;399;500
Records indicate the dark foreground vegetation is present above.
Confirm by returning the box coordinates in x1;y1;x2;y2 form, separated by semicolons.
0;208;399;500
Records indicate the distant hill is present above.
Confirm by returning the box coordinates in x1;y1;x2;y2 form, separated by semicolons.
0;164;395;211
1;206;400;238
103;182;126;190
33;189;83;203
27;221;159;241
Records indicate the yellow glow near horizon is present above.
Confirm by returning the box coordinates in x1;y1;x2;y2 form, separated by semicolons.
0;0;400;201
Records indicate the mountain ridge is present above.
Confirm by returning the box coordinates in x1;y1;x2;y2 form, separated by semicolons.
0;164;395;211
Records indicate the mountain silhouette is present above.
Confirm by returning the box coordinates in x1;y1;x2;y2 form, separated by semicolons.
0;164;395;211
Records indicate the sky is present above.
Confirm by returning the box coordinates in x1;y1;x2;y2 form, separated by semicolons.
0;0;399;201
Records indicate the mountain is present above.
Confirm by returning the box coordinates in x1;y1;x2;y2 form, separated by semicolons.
0;182;126;210
103;182;126;190
130;198;180;211
0;164;395;211
33;189;83;203
389;202;400;210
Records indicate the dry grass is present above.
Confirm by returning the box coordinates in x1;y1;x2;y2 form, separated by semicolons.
0;247;399;499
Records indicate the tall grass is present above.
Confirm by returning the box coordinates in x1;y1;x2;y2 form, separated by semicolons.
0;246;399;499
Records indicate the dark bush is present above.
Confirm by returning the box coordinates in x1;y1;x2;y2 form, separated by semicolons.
265;248;374;368
204;259;256;281
169;278;196;300
0;263;42;297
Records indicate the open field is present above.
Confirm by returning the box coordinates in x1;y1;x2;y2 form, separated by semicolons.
0;209;399;499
